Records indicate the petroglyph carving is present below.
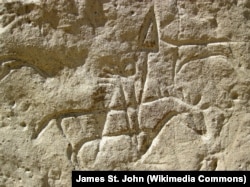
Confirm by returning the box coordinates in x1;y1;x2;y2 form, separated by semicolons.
138;6;159;52
1;0;250;185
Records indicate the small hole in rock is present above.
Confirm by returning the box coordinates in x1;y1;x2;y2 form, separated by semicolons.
20;122;26;127
230;91;238;99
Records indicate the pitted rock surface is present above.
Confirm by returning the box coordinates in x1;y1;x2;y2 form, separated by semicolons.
0;0;250;186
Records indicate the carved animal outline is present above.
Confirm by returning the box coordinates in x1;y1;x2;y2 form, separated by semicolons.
0;2;234;170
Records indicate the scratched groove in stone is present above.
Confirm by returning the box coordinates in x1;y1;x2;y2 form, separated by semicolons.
0;0;250;186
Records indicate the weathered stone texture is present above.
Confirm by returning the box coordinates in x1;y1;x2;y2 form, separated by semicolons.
0;0;250;186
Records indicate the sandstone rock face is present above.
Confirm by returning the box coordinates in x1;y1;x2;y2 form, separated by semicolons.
0;0;250;186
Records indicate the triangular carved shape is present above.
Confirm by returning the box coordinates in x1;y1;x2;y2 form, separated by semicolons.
138;6;159;52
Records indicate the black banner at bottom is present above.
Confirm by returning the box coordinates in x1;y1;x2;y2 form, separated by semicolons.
72;171;249;186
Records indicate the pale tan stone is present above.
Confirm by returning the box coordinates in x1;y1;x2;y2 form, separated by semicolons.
0;0;250;186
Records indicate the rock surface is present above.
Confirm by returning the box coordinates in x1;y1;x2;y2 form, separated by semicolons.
0;0;250;186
